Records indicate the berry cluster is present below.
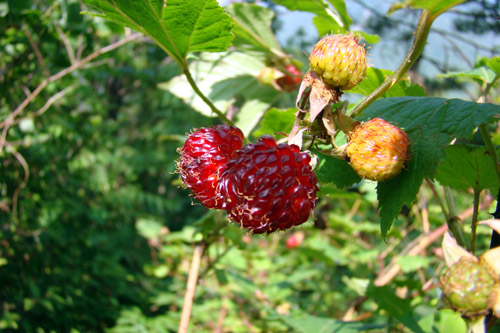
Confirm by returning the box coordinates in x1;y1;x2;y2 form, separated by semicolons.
177;125;318;234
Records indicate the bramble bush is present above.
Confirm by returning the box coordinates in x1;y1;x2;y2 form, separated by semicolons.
1;0;500;332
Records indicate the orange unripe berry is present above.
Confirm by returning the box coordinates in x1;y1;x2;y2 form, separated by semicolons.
309;34;367;90
346;118;409;181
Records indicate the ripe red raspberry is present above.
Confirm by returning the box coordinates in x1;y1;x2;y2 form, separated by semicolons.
218;136;318;234
346;118;409;181
177;125;244;209
276;64;302;92
309;33;367;90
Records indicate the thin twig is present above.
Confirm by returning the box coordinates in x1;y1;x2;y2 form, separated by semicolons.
0;32;143;154
55;24;76;64
3;86;75;130
23;25;50;78
375;195;493;286
179;244;205;333
10;150;30;222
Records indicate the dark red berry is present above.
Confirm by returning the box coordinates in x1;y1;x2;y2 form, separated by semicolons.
218;136;318;234
177;125;244;209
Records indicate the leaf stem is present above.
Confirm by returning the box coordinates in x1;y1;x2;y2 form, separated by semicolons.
479;124;500;184
443;186;467;248
349;10;434;118
469;188;481;254
182;67;235;126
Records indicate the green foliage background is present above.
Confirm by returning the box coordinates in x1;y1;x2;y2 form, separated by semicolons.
1;0;499;332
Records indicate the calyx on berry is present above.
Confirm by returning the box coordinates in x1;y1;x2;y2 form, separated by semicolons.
176;125;244;209
217;136;318;234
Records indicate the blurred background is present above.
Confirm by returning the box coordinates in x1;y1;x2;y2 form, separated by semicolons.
1;0;499;331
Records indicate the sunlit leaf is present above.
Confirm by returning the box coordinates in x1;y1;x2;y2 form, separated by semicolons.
389;0;466;16
353;67;426;97
225;3;284;57
438;66;497;84
435;144;500;192
83;0;234;64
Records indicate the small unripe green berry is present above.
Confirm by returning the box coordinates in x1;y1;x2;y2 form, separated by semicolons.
439;257;500;319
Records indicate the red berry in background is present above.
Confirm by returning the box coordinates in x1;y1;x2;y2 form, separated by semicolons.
346;118;409;182
257;64;302;92
286;231;305;249
177;125;244;209
276;64;302;92
218;136;318;234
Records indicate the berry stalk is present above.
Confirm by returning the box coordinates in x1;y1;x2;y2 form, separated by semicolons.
183;68;237;128
349;10;434;118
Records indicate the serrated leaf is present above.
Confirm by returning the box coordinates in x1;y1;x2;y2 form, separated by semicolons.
435;144;500;192
252;108;296;138
313;150;361;189
389;0;466;16
274;0;351;35
438;66;497;84
352;67;426;97
225;3;284;57
358;97;500;237
83;0;234;65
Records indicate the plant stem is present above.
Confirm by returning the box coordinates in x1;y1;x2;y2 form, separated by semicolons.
479;124;500;184
469;188;481;254
443;186;467;248
182;68;235;126
179;244;205;333
349;10;434;118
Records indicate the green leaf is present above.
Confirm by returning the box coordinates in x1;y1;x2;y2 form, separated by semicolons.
275;311;382;333
352;67;426;97
225;3;284;57
435;145;500;192
313;149;361;189
367;285;410;317
83;0;234;65
397;255;431;273
252;108;296;138
136;218;163;240
418;309;467;333
274;0;351;35
159;51;277;135
389;0;466;16
358;97;500;237
439;66;497;84
366;284;425;332
486;57;500;75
